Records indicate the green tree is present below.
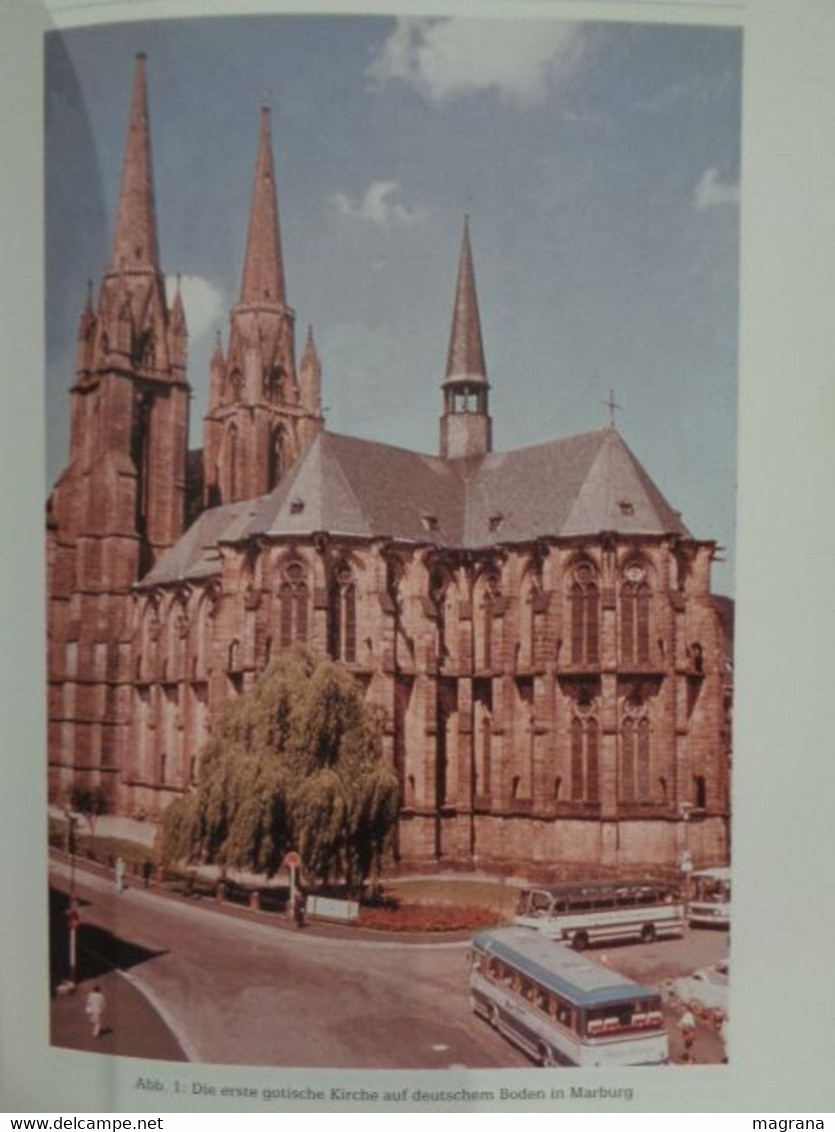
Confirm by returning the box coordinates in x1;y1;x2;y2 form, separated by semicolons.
161;648;399;889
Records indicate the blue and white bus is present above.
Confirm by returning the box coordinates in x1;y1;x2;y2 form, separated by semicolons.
470;927;668;1067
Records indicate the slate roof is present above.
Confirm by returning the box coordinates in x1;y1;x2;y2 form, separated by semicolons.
139;496;255;587
141;427;691;586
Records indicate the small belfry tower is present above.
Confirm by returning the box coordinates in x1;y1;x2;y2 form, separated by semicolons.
203;106;323;506
47;53;189;803
439;217;492;460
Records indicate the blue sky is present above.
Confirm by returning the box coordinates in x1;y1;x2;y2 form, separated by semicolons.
45;15;741;593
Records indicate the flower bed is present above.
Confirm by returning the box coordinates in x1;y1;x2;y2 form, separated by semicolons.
357;902;503;933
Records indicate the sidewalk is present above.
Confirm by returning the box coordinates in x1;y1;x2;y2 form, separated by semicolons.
51;971;187;1061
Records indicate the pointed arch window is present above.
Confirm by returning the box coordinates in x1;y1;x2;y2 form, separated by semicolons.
526;573;544;669
570;710;599;803
267;425;286;491
131;391;153;540
480;714;492;797
264;365;285;403
226;423;239;502
428;564;452;665
329;562;357;663
620;694;652;803
279;561;309;649
570;561;600;666
481;571;501;671
621;561;652;666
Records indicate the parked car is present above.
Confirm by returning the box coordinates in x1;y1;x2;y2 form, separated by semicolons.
665;960;729;1021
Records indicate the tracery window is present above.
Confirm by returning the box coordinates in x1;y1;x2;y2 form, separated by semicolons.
620;694;651;803
569;560;600;666
226;423;239;501
570;690;599;803
621;560;652;666
481;571;501;670
328;561;357;663
267;425;285;491
279;561;309;649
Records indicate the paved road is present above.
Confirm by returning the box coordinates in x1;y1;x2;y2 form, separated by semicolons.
49;862;527;1069
50;862;728;1069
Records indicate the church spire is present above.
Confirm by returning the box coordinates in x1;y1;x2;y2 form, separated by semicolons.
440;217;492;460
445;215;487;383
239;105;287;305
109;53;160;272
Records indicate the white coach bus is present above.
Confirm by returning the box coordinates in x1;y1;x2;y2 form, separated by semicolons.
470;927;669;1067
514;879;684;950
688;867;731;928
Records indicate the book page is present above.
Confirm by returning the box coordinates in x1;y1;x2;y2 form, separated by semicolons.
1;0;833;1115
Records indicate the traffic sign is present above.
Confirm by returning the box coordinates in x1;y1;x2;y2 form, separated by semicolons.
66;909;81;929
284;851;301;868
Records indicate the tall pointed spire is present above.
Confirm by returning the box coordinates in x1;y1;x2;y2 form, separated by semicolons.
239;105;287;305
440;217;491;460
109;53;160;272
445;215;487;383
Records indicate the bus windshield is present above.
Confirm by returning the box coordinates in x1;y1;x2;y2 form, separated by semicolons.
691;870;730;903
688;867;730;928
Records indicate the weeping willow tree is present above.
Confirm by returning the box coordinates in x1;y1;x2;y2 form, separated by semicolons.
160;648;399;888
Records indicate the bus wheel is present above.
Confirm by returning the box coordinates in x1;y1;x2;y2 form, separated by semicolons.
572;932;589;952
539;1043;557;1068
640;924;656;944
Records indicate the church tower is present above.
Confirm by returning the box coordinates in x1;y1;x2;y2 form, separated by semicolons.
439;217;492;460
203;106;322;505
47;53;189;804
63;51;189;577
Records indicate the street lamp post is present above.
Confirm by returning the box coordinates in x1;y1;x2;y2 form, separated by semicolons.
679;801;694;921
65;810;79;986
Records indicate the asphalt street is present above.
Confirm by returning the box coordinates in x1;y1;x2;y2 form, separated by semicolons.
49;859;728;1069
49;861;528;1068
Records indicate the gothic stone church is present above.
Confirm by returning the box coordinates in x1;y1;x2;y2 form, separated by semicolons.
47;56;731;873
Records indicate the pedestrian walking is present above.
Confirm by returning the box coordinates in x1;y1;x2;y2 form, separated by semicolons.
678;1006;697;1063
85;984;106;1038
293;884;307;929
114;856;126;892
141;859;153;888
719;1014;729;1063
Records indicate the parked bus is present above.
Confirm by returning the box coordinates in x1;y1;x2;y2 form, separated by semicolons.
470;927;668;1067
514;879;683;949
688;867;730;928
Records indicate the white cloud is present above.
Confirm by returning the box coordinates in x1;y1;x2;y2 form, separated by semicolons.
165;274;225;342
330;181;428;227
694;168;740;212
367;18;584;105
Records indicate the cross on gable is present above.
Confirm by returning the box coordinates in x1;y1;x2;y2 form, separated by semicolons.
603;389;622;428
